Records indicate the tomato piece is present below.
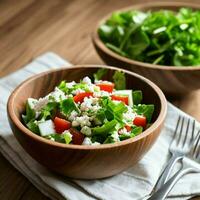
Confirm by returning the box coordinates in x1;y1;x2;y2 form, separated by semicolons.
133;116;147;128
69;128;85;145
111;95;129;105
73;92;93;103
54;117;71;134
96;83;114;93
124;125;131;132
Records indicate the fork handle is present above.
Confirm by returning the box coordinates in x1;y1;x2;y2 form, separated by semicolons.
147;167;197;200
152;154;183;192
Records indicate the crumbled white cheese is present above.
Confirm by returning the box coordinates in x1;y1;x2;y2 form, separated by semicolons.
80;97;101;112
81;126;92;136
72;115;91;127
123;106;136;123
68;110;79;121
32;87;66;112
82;76;92;84
67;81;76;88
33;96;49;112
93;91;111;97
94;80;113;85
82;137;92;145
72;88;85;95
111;131;120;142
49;87;66;102
72;120;79;127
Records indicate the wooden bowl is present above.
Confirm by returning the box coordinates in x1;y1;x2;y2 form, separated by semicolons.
7;65;167;179
92;2;200;97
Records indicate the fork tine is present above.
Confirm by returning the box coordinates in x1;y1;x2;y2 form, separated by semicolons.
177;117;184;145
172;116;181;143
192;132;200;159
182;118;190;148
190;120;196;144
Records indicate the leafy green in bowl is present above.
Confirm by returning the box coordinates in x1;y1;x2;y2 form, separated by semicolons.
98;8;200;66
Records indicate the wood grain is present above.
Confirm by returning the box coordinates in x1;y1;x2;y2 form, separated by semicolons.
7;66;167;179
0;0;200;199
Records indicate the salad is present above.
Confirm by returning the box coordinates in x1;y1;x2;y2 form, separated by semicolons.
22;69;154;145
98;8;200;66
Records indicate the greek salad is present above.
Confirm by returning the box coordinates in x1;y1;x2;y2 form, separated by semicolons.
22;69;154;145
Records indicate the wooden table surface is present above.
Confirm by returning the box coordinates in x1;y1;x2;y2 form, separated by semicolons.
0;0;200;199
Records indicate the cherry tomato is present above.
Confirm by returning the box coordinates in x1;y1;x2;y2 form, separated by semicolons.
96;83;114;93
73;92;93;103
54;117;71;134
133;116;147;128
69;128;85;145
111;95;129;105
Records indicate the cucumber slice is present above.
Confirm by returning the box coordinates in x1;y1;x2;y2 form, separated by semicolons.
113;90;133;107
38;120;55;136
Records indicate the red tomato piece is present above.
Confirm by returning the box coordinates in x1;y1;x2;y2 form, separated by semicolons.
54;117;71;134
96;83;114;93
124;125;131;132
133;116;147;128
111;95;129;105
73;92;93;103
69;128;85;145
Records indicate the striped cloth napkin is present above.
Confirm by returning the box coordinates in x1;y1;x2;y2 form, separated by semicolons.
0;52;200;200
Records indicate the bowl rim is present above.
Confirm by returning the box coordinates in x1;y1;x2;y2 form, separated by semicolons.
7;65;167;150
92;1;200;71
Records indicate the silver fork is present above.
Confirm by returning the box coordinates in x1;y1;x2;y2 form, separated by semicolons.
148;133;200;200
152;116;196;193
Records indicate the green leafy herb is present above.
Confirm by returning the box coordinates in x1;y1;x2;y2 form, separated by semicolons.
39;102;58;120
23;99;36;123
92;119;118;136
119;126;143;141
26;120;40;134
132;90;143;105
60;97;80;116
58;81;68;94
113;71;126;90
99;8;200;66
133;104;154;122
93;68;108;80
45;134;65;143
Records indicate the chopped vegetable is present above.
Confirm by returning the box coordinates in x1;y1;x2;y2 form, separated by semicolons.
99;8;200;66
93;68;108;80
22;69;154;145
111;95;129;105
96;83;114;93
70;128;85;145
133;116;147;128
54;117;71;134
73;92;93;103
113;71;126;90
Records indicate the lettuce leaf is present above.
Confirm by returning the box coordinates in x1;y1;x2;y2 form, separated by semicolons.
60;97;80;116
93;68;108;80
113;71;126;90
133;104;154;122
132;90;143;105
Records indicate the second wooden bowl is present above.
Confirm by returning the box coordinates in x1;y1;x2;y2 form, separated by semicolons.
7;65;167;179
92;2;200;97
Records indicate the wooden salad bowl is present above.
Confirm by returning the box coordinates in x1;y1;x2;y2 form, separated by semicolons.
7;65;167;179
92;2;200;97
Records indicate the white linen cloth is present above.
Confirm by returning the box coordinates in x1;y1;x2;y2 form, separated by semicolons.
0;52;199;200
